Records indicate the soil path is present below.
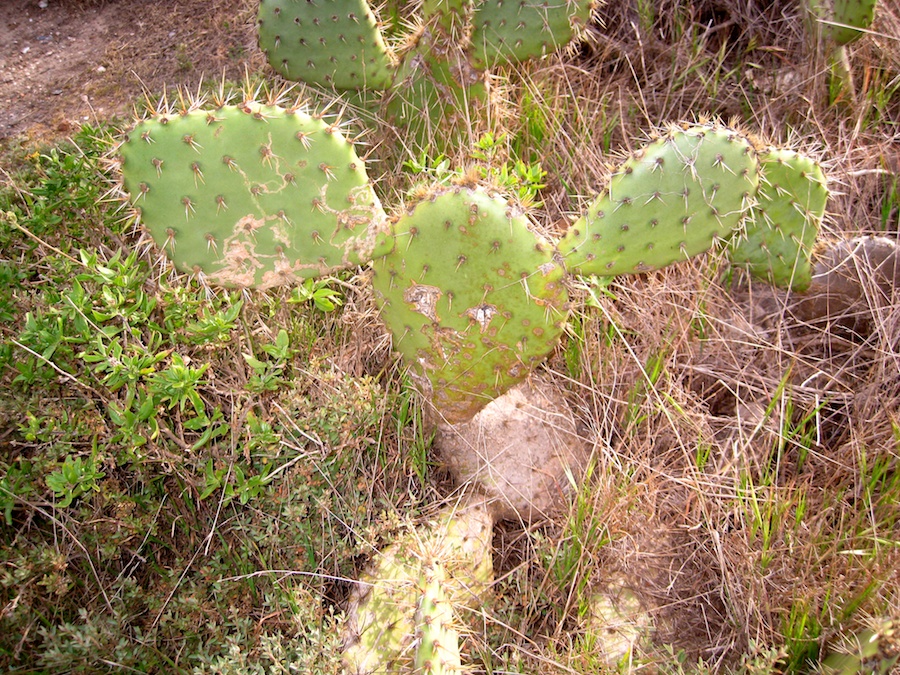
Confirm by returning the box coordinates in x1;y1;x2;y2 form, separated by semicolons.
0;0;258;140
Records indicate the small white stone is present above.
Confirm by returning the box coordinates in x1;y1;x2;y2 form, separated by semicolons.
97;66;106;73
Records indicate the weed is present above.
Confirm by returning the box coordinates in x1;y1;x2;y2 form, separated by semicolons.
45;452;105;508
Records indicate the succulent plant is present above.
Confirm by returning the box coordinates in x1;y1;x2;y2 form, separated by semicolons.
115;94;832;673
414;563;463;674
257;0;395;90
729;147;828;291
371;184;568;424
820;619;899;675
257;0;596;148
803;0;878;102
558;123;760;277
118;95;391;289
342;499;493;673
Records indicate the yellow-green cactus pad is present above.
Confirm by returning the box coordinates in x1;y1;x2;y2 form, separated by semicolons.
371;185;568;424
343;501;493;674
258;0;395;89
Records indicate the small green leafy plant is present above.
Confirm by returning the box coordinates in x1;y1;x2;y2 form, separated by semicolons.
45;454;105;508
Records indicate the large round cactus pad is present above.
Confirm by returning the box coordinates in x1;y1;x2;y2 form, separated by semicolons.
119;102;387;289
372;187;568;424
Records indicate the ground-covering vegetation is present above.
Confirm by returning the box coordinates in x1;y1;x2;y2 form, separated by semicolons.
1;0;899;672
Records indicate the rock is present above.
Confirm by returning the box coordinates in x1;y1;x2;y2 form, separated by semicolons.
434;377;588;522
793;235;900;334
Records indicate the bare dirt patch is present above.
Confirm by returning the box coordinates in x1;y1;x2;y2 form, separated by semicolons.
0;0;259;140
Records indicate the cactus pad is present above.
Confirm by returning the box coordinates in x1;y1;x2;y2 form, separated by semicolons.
470;0;595;69
729;148;828;291
258;0;395;90
371;185;568;424
343;501;493;673
806;0;878;45
118;102;388;289
559;123;759;277
415;564;463;674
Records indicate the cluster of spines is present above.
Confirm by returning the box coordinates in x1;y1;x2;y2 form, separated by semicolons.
414;563;463;674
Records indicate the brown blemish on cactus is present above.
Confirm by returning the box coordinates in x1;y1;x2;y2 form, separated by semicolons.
404;283;442;323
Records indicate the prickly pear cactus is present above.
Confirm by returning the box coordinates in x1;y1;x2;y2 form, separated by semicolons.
371;184;568;425
806;0;878;45
415;563;463;674
470;0;595;69
381;38;491;150
342;500;493;674
255;0;596;153
257;0;395;89
118;100;389;288
558;122;760;277
729;148;828;291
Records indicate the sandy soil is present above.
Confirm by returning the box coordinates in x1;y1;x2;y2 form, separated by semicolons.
0;0;259;140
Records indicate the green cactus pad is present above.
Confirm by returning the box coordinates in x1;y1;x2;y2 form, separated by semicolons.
258;0;395;90
470;0;594;69
119;102;389;289
371;185;568;424
558;123;760;277
806;0;877;45
729;148;828;291
343;501;493;673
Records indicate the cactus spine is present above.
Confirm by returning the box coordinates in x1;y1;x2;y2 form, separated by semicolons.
415;563;463;674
